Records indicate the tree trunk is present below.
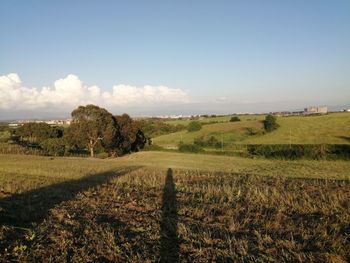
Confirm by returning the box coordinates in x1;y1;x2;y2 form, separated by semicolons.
90;146;94;157
89;139;94;157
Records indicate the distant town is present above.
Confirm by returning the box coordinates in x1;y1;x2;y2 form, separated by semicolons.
3;105;350;127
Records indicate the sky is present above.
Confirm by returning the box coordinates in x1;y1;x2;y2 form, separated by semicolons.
0;0;350;119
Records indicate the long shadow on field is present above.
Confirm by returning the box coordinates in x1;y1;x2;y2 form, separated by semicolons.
0;166;140;250
338;136;350;143
160;168;179;262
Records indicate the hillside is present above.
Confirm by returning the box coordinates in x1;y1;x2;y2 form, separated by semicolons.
243;112;350;144
154;112;350;148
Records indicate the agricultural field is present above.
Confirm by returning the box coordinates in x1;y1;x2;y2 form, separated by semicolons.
0;152;349;262
154;112;350;149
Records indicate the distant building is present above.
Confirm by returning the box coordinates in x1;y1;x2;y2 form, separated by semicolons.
304;106;328;115
8;123;20;127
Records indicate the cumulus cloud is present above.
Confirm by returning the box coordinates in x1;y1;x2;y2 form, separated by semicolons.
0;73;189;111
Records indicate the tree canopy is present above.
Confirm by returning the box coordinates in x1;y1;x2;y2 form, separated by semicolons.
16;122;63;143
67;105;146;157
263;114;279;132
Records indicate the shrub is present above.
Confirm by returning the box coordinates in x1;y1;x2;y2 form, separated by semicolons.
245;127;258;136
40;138;66;156
178;143;203;153
187;121;202;132
193;136;206;147
193;136;221;148
207;136;221;148
230;116;241;122
247;144;350;160
263;115;279;132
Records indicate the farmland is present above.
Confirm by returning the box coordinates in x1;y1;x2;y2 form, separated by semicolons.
154;112;350;149
1;152;349;262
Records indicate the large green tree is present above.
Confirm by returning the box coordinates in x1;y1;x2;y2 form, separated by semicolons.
115;114;147;155
67;105;118;157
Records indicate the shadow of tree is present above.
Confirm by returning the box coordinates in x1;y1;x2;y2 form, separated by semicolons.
338;136;350;143
160;168;179;262
0;166;141;251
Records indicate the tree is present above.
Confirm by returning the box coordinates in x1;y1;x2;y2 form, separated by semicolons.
263;114;279;132
230;116;241;122
187;121;202;132
68;105;118;157
115;114;146;155
16;122;62;144
40;138;66;156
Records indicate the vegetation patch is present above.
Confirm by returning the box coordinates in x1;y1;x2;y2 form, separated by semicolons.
187;121;202;132
247;144;350;160
178;143;204;153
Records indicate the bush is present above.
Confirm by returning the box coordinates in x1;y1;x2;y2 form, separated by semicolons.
40;138;66;156
245;127;259;136
187;121;202;132
230;116;241;122
193;136;221;148
263;115;279;132
193;136;206;146
247;144;350;160
178;143;203;153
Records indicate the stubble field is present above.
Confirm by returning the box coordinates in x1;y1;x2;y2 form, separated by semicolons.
0;152;349;262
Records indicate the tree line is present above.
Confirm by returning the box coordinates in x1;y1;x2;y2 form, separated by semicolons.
13;105;147;157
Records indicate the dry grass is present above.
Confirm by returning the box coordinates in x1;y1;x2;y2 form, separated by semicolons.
0;153;349;262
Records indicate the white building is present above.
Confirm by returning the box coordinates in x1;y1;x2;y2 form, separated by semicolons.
304;106;328;114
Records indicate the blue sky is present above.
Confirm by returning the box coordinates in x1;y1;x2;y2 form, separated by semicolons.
0;0;349;118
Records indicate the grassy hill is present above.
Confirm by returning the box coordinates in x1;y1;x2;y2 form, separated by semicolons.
0;152;349;261
154;120;264;148
154;112;350;148
244;112;350;144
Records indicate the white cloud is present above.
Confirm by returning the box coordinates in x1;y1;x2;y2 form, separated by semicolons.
0;73;189;111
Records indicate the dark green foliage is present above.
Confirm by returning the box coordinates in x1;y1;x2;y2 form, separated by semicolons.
193;136;221;148
245;127;261;136
67;105;147;157
68;105;119;157
263;114;279;132
247;144;350;160
16;123;63;144
5;105;146;158
114;114;147;156
137;119;186;138
230;116;241;122
178;143;203;153
187;121;202;132
40;138;66;156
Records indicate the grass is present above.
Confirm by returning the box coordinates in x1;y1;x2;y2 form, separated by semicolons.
244;112;350;144
164;114;265;126
0;152;349;262
154;112;350;149
154;120;264;149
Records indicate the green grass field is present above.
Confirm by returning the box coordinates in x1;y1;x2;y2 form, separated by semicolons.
0;152;349;262
164;114;265;126
154;112;350;148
